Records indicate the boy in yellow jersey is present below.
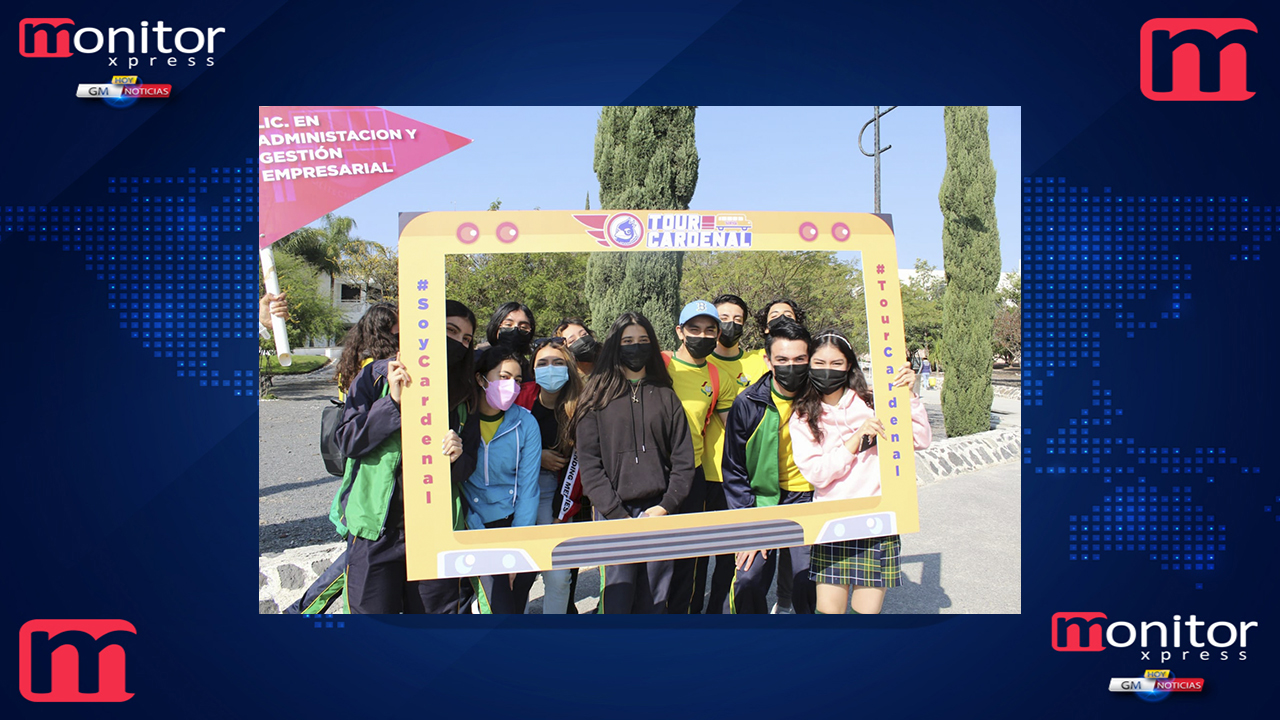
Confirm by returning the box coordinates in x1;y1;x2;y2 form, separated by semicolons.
664;300;738;614
696;294;769;613
721;318;817;614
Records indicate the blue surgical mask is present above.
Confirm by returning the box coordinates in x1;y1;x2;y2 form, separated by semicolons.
535;365;569;392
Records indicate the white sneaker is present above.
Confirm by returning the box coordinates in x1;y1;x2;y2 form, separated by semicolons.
770;601;794;614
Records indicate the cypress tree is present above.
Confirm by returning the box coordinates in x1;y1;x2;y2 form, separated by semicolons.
585;192;591;210
938;106;1001;437
585;106;698;348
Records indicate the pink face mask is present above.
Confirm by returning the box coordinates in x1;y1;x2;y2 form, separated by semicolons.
483;377;519;411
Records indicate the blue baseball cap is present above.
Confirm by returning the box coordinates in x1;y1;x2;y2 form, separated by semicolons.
678;300;719;326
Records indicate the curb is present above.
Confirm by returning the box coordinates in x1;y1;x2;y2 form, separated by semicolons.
915;427;1020;485
259;542;346;614
261;356;333;377
922;377;1022;400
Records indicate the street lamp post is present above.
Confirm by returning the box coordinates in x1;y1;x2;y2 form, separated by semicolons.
858;106;898;213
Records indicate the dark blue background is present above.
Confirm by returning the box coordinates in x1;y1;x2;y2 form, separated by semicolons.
4;0;1276;716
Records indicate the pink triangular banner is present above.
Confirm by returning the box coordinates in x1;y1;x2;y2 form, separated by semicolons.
258;106;471;248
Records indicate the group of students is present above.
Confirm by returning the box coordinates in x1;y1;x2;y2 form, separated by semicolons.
283;292;932;615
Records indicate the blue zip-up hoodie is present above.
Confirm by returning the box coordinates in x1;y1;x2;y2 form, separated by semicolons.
458;404;542;530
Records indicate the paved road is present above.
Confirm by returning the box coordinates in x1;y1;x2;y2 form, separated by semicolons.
883;458;1020;613
259;363;345;554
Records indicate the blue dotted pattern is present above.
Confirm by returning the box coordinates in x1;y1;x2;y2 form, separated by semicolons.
0;159;258;396
1067;484;1222;569
305;613;344;629
1023;176;1278;585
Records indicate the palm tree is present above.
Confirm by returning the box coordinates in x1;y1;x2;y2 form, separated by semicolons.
344;241;399;303
274;213;375;304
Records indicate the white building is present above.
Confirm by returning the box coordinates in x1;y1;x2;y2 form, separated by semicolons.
299;271;383;348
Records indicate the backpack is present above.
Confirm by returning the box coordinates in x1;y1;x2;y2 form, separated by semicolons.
320;399;346;477
661;351;721;434
322;359;373;477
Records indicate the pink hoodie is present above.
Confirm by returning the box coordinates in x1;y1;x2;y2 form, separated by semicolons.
788;388;931;501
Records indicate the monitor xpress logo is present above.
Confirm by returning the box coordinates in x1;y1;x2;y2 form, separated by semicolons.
19;18;223;67
1140;18;1257;101
1052;612;1258;661
19;620;137;702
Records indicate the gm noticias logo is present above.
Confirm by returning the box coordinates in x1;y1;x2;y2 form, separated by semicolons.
18;619;136;702
1140;18;1258;101
1052;612;1258;661
76;76;172;108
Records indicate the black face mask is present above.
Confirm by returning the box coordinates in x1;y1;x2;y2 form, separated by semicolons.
766;316;793;335
809;368;848;395
619;343;653;371
446;337;467;367
684;335;717;360
719;321;744;347
772;363;810;394
496;326;532;352
568;335;599;363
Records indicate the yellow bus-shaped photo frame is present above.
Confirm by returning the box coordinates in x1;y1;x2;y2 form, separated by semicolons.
399;209;918;581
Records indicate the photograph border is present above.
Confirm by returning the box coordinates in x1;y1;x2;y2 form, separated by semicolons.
400;209;918;581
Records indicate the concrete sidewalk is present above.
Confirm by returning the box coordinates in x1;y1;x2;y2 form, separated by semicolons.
259;364;343;554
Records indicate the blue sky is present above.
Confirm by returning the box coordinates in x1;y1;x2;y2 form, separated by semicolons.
320;106;1020;273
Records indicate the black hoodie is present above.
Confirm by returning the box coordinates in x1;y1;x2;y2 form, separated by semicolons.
575;379;695;520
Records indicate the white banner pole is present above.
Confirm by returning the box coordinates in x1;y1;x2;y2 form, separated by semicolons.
259;244;292;367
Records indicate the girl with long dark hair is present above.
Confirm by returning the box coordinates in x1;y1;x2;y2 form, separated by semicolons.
293;302;477;614
445;299;478;419
520;338;584;613
574;312;695;613
334;303;399;399
789;330;931;614
554;317;599;376
482;301;537;371
326;304;432;613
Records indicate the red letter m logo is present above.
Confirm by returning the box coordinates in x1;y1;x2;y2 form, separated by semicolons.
19;620;136;702
18;18;75;57
1141;18;1257;101
1051;612;1108;652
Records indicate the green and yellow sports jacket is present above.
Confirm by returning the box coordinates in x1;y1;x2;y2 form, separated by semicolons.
722;373;786;509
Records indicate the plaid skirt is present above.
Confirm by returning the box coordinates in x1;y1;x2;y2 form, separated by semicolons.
809;535;901;587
